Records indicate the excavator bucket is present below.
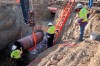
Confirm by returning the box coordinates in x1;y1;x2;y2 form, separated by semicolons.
28;11;36;27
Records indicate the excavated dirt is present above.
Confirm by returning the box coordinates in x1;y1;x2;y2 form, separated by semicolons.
30;9;100;66
37;40;99;66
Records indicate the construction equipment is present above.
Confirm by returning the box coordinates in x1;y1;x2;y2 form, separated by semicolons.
53;0;75;44
16;0;35;27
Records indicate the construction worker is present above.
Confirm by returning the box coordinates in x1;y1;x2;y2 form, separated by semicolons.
47;22;56;48
19;0;30;24
88;0;93;8
11;45;22;59
75;3;90;41
10;45;23;66
17;0;35;27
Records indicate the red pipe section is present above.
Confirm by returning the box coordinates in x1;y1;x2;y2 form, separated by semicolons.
15;31;44;50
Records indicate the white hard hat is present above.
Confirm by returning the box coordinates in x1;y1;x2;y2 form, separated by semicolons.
12;45;17;50
75;3;83;9
48;22;53;26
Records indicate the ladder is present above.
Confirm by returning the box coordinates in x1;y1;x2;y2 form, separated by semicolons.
54;0;75;44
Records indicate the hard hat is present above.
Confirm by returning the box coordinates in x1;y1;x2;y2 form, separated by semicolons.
12;45;17;50
48;22;53;26
75;3;83;9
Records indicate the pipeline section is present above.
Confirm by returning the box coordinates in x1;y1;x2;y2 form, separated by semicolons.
14;30;44;50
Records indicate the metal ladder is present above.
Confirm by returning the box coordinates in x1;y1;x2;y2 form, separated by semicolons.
54;0;75;44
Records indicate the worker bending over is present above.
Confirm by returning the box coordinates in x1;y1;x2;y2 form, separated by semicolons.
10;45;23;66
75;3;90;41
11;45;22;59
47;22;56;48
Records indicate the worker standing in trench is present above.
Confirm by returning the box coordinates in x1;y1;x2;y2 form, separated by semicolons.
46;22;56;48
75;3;90;41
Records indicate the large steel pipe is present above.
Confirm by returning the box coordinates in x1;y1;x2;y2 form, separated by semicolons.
14;30;44;50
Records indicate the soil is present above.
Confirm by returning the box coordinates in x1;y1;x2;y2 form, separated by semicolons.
0;0;100;66
30;9;100;66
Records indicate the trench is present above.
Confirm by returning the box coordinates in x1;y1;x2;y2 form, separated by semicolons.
0;1;100;66
0;6;57;66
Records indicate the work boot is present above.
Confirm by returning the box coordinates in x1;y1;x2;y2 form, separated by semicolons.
78;34;84;42
75;38;84;43
24;19;29;24
78;38;83;41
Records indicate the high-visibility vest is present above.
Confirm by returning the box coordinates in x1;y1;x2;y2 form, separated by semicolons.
78;8;89;22
47;26;56;34
11;50;21;59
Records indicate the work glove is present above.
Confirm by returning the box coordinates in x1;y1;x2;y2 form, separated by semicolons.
12;45;17;50
47;35;50;38
28;20;36;27
45;33;49;36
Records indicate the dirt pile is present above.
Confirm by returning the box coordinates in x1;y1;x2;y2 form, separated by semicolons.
37;40;99;66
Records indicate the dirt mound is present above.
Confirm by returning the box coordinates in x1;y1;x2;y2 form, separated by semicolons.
37;40;99;66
